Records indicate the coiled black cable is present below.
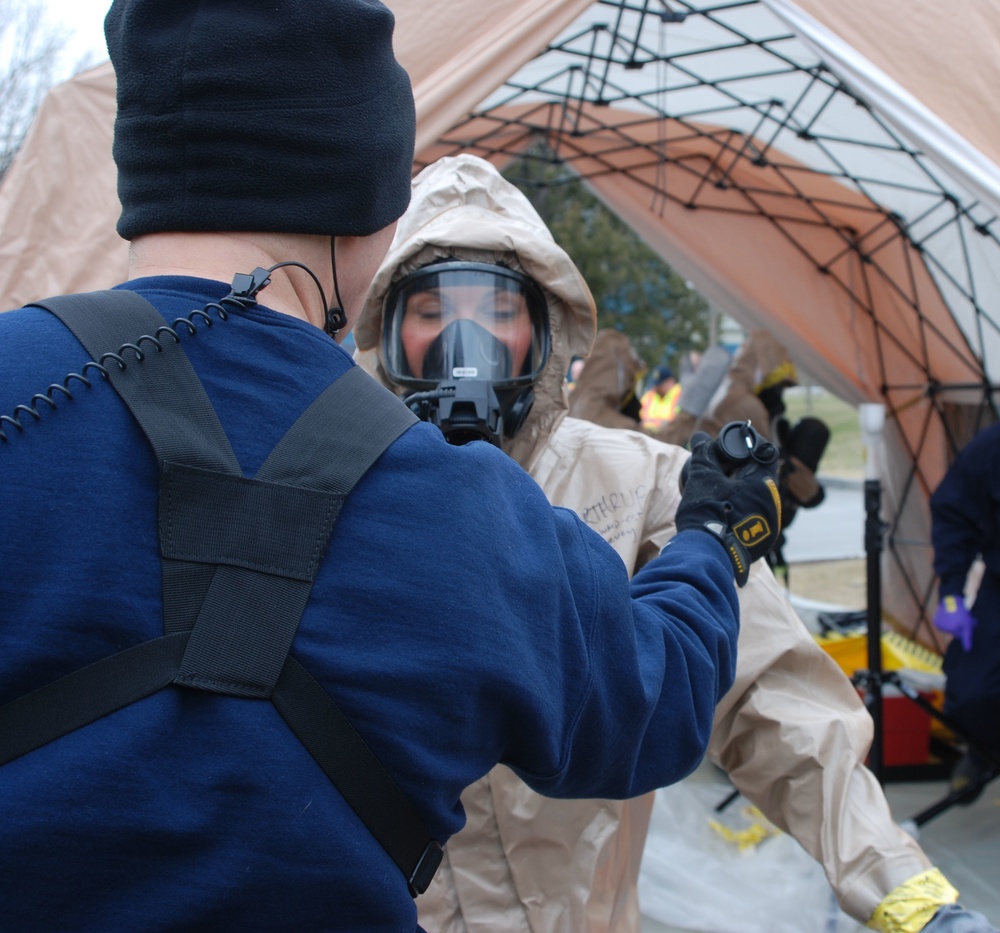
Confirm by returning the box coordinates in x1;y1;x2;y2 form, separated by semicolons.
0;293;254;443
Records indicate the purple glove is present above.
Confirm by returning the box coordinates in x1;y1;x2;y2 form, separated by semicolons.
934;595;976;651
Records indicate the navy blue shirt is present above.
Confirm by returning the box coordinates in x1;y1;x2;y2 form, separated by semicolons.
0;276;737;931
931;422;1000;596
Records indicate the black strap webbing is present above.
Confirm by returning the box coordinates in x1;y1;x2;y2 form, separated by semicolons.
0;634;190;765
39;289;242;471
272;659;444;897
3;291;441;895
38;289;241;631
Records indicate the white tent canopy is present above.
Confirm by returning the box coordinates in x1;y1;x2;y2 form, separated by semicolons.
2;0;999;642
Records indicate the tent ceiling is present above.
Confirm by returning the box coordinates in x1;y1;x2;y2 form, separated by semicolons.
419;0;1000;389
413;0;1000;640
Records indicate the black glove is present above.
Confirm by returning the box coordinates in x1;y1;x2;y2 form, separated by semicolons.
676;432;782;586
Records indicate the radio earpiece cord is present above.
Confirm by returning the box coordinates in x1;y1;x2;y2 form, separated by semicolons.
0;261;329;444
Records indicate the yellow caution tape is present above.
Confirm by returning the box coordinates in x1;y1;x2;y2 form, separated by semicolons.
867;867;959;933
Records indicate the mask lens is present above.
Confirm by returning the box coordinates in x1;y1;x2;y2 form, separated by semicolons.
383;262;550;389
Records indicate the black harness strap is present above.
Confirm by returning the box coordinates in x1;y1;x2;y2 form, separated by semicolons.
1;291;441;895
272;658;445;897
39;289;242;471
41;289;242;632
0;633;190;766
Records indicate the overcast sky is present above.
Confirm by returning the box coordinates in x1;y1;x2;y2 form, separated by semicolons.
44;0;110;72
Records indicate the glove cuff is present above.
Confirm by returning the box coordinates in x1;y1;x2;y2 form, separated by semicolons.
867;868;959;933
688;522;750;587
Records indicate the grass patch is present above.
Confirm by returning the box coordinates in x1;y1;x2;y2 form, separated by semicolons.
783;387;865;479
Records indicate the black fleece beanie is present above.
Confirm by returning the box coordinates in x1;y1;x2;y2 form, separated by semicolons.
105;0;416;240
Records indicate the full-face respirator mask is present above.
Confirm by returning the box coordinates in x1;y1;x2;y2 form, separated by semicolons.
382;261;551;446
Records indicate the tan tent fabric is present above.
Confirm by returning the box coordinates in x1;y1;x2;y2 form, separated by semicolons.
764;0;1000;221
393;0;594;152
0;62;123;307
787;0;1000;177
0;0;592;307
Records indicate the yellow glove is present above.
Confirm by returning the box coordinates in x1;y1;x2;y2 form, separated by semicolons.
868;868;959;933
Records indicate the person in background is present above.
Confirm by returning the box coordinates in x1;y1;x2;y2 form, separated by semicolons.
930;421;1000;801
356;153;995;933
656;329;798;445
569;328;648;429
640;363;681;431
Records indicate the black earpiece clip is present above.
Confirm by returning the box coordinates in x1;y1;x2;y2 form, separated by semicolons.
229;267;273;301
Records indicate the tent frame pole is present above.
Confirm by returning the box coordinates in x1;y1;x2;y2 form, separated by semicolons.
863;477;886;782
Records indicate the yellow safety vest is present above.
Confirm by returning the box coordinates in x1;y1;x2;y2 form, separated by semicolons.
640;384;681;430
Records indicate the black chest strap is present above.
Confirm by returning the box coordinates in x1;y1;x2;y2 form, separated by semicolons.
0;290;441;897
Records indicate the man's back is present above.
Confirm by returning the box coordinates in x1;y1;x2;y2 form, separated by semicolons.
0;277;739;931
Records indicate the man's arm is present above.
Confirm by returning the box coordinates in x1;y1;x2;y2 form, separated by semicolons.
514;520;740;801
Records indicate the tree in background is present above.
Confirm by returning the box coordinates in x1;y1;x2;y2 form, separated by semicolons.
503;143;710;373
0;0;67;181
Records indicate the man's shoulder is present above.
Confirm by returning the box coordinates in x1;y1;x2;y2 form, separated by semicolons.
969;421;1000;455
0;303;100;381
1;301;66;324
387;423;548;504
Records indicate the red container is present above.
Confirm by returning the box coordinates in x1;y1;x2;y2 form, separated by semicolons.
877;692;932;767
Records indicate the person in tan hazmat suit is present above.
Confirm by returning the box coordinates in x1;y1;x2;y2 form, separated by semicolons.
355;154;995;933
568;328;649;433
574;328;828;580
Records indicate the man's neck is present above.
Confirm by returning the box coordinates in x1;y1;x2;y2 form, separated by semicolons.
127;231;329;330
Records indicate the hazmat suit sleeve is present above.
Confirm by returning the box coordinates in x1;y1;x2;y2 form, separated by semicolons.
640;454;932;924
707;564;932;922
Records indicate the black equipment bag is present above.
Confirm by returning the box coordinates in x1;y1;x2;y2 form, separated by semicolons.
0;290;442;896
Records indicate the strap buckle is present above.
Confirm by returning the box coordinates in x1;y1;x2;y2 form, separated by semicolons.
407;840;444;897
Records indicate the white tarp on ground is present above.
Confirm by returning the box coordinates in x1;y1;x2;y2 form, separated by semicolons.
639;777;865;933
